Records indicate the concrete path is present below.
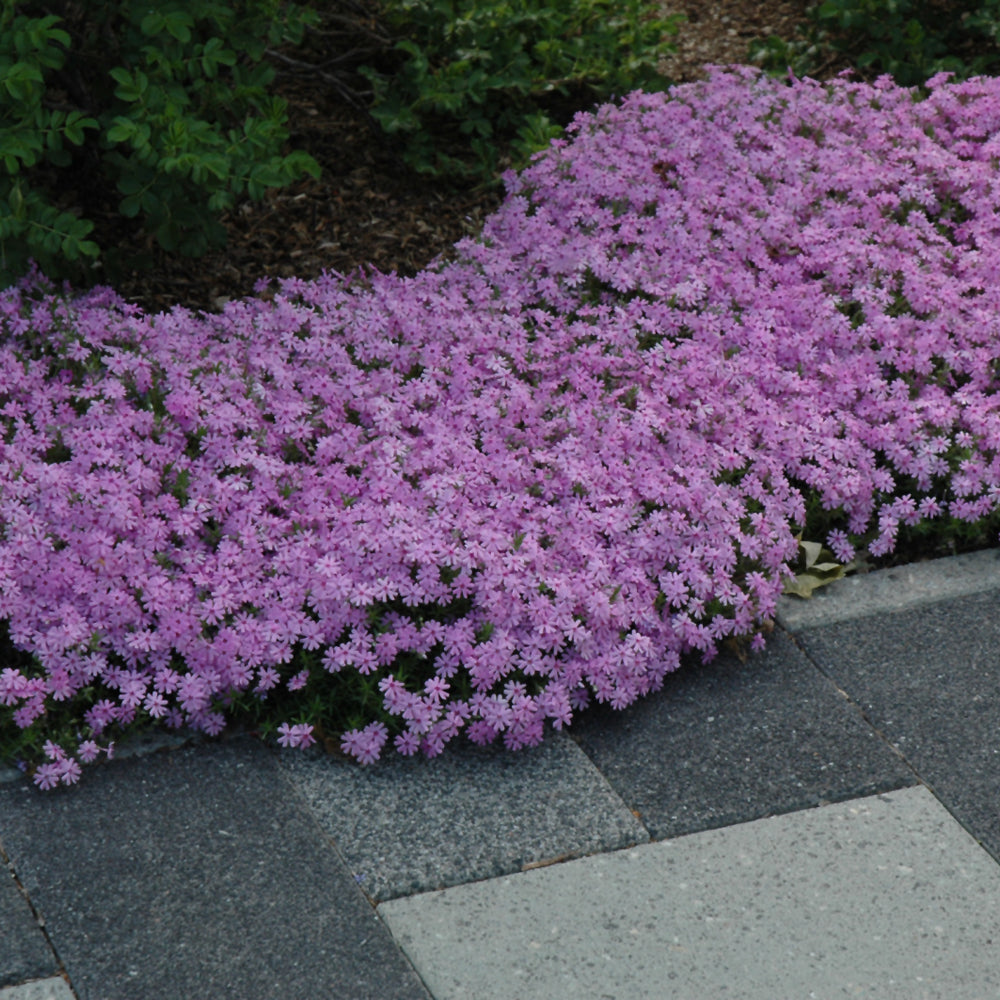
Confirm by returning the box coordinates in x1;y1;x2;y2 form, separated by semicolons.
2;550;999;999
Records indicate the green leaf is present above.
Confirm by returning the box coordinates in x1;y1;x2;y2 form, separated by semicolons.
3;76;25;102
64;114;97;146
284;149;320;180
68;217;94;241
119;193;142;218
106;118;135;144
163;12;194;43
155;218;181;252
43;26;71;51
116;173;143;195
140;11;167;37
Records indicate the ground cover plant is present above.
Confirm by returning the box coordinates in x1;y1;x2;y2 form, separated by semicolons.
3;66;1000;787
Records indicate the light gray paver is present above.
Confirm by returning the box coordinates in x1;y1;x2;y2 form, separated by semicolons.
0;978;76;1000
775;548;1000;630
276;732;647;902
380;786;1000;1000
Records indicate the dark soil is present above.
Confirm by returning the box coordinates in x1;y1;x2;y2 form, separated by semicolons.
93;0;815;315
90;85;504;316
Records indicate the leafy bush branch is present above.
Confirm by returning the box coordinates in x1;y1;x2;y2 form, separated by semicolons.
0;1;320;286
752;0;1000;86
358;0;682;180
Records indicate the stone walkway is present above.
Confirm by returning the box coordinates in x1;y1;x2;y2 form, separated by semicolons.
2;551;999;999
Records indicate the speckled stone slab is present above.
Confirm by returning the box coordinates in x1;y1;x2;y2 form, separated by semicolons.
275;732;647;902
0;762;23;786
569;629;916;840
380;786;1000;1000
796;589;1000;862
0;979;76;1000
0;867;57;989
776;549;1000;630
0;738;429;1000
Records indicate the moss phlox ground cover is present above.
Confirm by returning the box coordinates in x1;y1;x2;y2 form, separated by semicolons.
3;67;1000;786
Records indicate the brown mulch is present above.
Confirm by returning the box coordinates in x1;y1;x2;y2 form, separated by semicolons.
91;83;504;315
94;0;816;316
659;0;811;83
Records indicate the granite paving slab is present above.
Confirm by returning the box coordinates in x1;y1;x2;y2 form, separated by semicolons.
795;588;1000;861
568;629;916;840
0;866;58;989
0;762;23;786
0;979;76;1000
0;738;429;1000
379;786;1000;1000
275;732;647;902
776;549;1000;629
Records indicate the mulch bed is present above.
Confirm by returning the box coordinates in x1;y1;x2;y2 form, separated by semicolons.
76;1;818;315
90;83;504;315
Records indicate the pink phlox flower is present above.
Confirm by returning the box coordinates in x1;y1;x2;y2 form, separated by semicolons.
394;730;420;755
402;696;438;735
276;722;316;748
378;675;411;714
286;669;310;692
423;675;449;702
77;738;114;763
340;721;388;764
254;667;280;693
33;763;62;790
0;668;29;706
826;530;855;564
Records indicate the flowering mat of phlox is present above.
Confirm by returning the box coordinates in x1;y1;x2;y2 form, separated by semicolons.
3;67;1000;787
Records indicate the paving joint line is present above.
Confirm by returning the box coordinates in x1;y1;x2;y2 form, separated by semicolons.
1;846;73;996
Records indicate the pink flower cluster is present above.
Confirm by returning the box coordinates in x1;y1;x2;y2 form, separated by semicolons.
3;67;1000;783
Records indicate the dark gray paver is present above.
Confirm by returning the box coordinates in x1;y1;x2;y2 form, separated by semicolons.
0;738;429;1000
381;786;1000;1000
796;588;1000;861
276;732;647;902
569;629;916;840
0;865;58;988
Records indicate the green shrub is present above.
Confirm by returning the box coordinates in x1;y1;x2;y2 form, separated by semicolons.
752;0;1000;86
0;1;320;287
360;0;680;181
